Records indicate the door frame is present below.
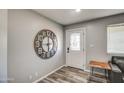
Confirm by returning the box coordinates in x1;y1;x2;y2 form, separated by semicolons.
65;27;87;71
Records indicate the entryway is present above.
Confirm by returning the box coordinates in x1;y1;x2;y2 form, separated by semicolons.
66;28;86;70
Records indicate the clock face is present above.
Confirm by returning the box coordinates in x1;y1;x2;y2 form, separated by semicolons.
34;29;57;59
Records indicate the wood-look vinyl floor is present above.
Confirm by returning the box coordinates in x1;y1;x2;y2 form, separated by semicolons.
38;66;108;83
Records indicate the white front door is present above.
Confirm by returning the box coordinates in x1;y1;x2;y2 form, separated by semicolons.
66;28;86;70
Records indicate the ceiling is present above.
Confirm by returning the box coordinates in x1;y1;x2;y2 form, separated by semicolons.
33;9;124;26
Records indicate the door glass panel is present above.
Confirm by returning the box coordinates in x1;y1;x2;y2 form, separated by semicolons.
70;33;80;51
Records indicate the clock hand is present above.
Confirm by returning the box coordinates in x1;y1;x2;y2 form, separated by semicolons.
42;43;52;44
48;37;49;52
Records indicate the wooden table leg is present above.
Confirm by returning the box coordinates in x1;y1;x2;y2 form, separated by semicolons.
90;67;91;75
90;67;93;75
92;67;94;75
105;69;108;80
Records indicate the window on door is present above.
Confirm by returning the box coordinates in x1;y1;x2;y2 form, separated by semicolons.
70;33;80;51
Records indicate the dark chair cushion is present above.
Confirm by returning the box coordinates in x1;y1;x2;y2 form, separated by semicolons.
112;56;124;72
109;63;122;73
116;60;124;72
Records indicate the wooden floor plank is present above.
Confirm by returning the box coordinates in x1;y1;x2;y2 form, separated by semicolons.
38;66;107;83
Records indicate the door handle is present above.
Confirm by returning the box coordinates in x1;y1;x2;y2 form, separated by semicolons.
67;47;70;53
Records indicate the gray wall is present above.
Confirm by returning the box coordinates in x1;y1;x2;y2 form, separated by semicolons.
0;9;8;83
65;14;124;70
8;9;64;83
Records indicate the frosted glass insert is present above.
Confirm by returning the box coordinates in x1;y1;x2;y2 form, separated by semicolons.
70;33;80;51
107;25;124;53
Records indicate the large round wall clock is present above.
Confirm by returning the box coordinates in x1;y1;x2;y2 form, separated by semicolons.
34;29;57;59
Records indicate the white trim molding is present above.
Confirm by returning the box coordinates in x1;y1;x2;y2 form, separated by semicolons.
33;65;65;83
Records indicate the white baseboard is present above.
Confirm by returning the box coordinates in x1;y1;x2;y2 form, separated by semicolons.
33;65;65;83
